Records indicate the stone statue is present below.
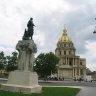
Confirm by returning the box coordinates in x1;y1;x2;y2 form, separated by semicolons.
1;18;42;94
16;18;37;71
16;40;37;71
23;18;35;40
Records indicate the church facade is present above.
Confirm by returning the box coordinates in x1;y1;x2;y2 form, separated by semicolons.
55;27;86;80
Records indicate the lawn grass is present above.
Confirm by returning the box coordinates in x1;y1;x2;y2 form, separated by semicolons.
0;87;80;96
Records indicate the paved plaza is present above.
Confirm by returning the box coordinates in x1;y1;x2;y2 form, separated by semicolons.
77;87;96;96
0;78;96;96
39;80;96;87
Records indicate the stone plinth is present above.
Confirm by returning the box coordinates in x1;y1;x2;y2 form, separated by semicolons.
16;40;37;71
1;39;42;94
1;71;42;94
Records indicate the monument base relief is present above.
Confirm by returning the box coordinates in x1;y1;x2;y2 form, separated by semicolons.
1;71;42;93
1;18;42;94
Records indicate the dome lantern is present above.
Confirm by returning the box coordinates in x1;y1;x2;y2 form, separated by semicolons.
58;26;72;43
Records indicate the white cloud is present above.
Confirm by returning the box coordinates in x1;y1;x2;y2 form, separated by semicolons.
0;0;73;50
0;46;15;56
0;0;96;71
34;31;45;47
79;41;96;71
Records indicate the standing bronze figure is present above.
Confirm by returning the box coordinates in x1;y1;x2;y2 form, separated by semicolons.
23;18;35;40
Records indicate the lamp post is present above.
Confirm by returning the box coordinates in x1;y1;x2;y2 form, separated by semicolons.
93;18;96;33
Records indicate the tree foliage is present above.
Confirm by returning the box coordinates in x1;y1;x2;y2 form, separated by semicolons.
6;51;18;72
34;52;59;77
0;51;6;70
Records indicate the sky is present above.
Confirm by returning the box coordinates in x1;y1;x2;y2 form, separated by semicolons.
0;0;96;71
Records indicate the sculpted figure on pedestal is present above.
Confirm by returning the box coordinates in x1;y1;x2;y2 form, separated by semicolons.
23;18;35;40
16;40;37;71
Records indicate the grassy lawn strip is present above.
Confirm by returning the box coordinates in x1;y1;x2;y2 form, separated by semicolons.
0;87;80;96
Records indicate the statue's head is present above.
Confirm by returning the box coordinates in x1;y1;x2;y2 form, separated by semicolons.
30;18;33;20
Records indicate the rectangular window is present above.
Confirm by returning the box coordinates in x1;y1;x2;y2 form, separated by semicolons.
80;62;82;65
64;44;66;47
64;51;66;55
69;51;71;55
59;51;61;55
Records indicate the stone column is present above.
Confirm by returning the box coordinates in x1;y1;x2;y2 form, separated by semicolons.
75;69;77;78
73;58;74;65
73;68;76;77
74;59;75;65
79;69;81;76
65;58;67;65
72;69;74;78
67;58;69;65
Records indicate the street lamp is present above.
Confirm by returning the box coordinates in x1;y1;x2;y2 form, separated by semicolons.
93;18;96;33
93;26;96;33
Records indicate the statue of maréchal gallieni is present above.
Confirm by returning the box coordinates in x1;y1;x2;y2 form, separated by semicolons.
16;18;37;71
1;18;42;94
23;18;35;40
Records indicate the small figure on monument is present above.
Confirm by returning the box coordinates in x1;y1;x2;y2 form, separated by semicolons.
23;18;35;40
27;18;35;39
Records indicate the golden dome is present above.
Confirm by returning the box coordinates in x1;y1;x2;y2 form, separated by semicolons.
58;26;72;43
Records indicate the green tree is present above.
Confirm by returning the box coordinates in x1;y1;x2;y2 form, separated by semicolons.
34;52;59;78
0;51;6;70
6;51;18;72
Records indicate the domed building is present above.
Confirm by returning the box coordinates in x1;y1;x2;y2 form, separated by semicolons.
55;27;86;80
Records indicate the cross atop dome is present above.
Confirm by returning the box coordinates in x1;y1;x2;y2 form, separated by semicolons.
63;25;67;36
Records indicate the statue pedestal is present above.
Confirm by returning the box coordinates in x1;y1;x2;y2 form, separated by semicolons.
1;71;42;94
1;39;42;94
